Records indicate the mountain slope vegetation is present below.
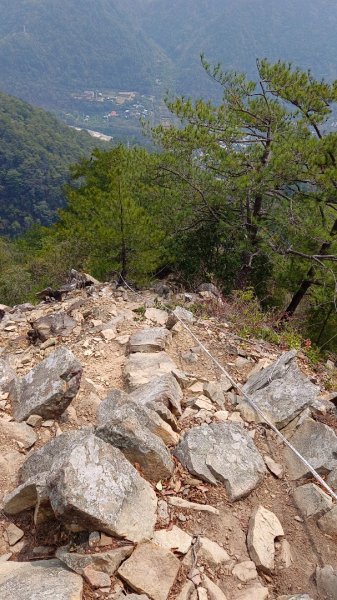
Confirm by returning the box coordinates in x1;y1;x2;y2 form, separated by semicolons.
0;91;102;236
1;0;337;107
0;0;172;107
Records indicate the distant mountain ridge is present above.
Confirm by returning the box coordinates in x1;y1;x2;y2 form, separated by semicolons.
1;0;337;108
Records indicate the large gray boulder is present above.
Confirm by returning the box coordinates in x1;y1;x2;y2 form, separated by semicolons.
97;390;179;446
30;312;77;342
316;565;337;599
49;433;157;541
124;352;178;390
174;423;265;500
12;347;83;421
19;429;93;483
96;397;174;481
0;559;83;600
283;418;337;480
128;328;171;353
241;351;319;428
129;373;183;415
0;359;17;396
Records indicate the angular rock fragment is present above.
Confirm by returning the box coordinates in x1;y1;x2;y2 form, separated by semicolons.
82;565;111;588
145;308;168;326
316;565;337;599
0;359;17;395
0;420;37;449
118;541;180;600
203;382;225;408
3;474;48;515
293;483;332;518
283;418;337;480
49;434;157;542
198;537;230;567
264;456;283;479
174;423;265;500
176;581;195;600
317;505;337;536
56;545;133;575
232;561;258;583
153;526;192;554
166;306;195;330
0;559;83;600
29;312;77;342
12;347;83;422
124;352;178;390
128;328;171;353
241;351;319;428
19;429;93;483
129;373;183;415
202;575;228;600
167;496;219;514
97;390;179;447
96;399;174;481
235;583;269;600
247;505;284;573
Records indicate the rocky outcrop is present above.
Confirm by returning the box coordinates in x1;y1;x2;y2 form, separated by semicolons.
174;423;265;500
29;312;77;342
128;327;171;353
124;352;178;390
12;347;83;422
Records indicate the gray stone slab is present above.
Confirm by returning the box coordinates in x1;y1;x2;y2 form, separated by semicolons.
283;418;337;480
124;352;178;390
242;351;319;428
293;483;332;518
12;347;83;422
0;559;83;600
174;423;265;500
128;328;171;353
129;373;183;415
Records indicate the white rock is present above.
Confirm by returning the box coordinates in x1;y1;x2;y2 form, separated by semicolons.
247;505;284;573
198;537;230;567
235;582;269;600
264;456;283;479
232;561;258;583
202;575;228;600
153;525;192;554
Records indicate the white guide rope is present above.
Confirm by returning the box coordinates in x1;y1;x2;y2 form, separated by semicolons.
119;276;337;502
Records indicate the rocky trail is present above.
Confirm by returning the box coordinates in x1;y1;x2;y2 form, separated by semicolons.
0;281;337;600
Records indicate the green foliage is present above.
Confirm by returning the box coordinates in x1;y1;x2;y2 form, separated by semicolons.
55;146;165;283
0;91;101;236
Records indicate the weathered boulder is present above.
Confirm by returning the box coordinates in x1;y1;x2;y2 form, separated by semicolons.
0;359;17;395
293;483;332;518
129;373;183;415
317;505;337;536
29;312;77;342
118;541;180;600
97;390;179;446
166;306;195;329
128;328;171;353
241;351;319;428
56;544;133;575
316;565;337;599
283;418;337;480
174;423;265;500
0;559;83;600
247;505;284;573
124;352;178;390
12;347;83;422
3;474;49;516
0;420;37;449
96;398;174;481
49;434;157;542
203;382;225;408
19;429;93;483
198;537;230;567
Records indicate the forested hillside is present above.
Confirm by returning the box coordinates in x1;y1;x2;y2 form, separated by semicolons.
0;0;172;107
0;92;102;236
1;0;337;107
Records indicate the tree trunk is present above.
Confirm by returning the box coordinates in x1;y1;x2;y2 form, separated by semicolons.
284;218;337;318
